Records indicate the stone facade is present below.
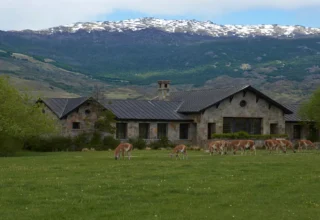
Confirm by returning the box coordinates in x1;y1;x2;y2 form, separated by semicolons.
42;85;317;146
285;122;310;140
117;121;197;145
44;100;104;137
194;90;286;146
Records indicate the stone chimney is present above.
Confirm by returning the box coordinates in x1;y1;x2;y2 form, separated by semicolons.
157;80;171;100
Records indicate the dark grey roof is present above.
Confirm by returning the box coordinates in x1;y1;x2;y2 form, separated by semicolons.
103;100;192;121
284;104;305;122
170;85;293;114
40;97;90;119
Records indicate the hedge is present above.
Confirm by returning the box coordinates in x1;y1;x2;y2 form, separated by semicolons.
211;131;288;140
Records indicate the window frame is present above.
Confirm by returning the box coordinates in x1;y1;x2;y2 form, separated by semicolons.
72;122;81;130
179;123;189;140
208;123;216;139
116;123;128;139
139;123;150;139
270;123;278;135
223;117;262;135
157;123;168;139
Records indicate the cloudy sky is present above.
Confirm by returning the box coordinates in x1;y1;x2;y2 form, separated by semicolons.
1;0;320;30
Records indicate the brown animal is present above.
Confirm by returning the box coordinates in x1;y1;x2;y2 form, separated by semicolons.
208;140;228;155
170;144;188;160
229;140;256;155
277;139;296;153
81;148;90;152
264;139;280;153
297;140;316;152
114;143;133;160
208;140;223;155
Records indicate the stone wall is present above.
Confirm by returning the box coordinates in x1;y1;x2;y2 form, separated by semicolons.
192;90;286;146
44;100;104;137
285;122;310;140
119;121;194;145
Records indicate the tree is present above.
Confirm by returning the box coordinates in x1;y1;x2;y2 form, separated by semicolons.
0;76;58;156
91;84;106;102
94;110;116;135
299;87;320;129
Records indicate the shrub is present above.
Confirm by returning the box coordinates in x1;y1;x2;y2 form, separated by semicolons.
50;136;73;151
23;136;73;152
89;131;103;149
101;136;120;150
236;131;250;139
212;132;288;140
0;136;23;157
128;137;147;150
148;137;175;150
72;132;91;151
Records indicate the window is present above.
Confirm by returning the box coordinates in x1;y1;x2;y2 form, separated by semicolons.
223;117;261;134
157;123;168;139
116;123;127;139
240;100;247;107
270;123;278;134
208;123;216;139
85;109;91;115
293;125;301;139
179;123;189;140
72;122;80;130
139;123;150;139
42;109;45;114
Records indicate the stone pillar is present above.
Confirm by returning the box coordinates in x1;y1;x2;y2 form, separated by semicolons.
168;122;179;142
157;80;171;100
127;122;139;139
149;123;158;139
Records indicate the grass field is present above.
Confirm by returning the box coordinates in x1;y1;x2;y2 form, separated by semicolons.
1;150;320;220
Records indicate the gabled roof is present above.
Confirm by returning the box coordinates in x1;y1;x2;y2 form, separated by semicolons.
283;104;305;122
170;85;293;114
103;100;192;121
39;97;91;119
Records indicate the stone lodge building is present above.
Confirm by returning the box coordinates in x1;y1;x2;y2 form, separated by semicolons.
39;82;318;146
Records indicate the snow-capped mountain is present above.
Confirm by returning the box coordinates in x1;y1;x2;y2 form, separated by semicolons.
17;17;320;38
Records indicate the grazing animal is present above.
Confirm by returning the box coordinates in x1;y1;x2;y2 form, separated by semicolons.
277;139;296;153
297;140;316;152
81;148;90;152
230;140;256;155
170;144;188;160
114;143;133;160
264;139;280;153
208;140;228;155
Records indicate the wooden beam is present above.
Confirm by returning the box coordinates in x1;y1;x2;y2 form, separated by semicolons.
229;96;234;103
243;90;247;97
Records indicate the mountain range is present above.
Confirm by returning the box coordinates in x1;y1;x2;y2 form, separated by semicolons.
1;18;320;102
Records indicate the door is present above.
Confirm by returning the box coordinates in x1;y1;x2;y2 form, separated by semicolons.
293;125;301;139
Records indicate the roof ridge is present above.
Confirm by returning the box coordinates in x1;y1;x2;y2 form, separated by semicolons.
175;101;185;112
171;84;250;93
105;99;182;103
60;98;70;118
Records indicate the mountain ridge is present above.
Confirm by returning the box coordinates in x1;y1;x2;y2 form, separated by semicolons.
8;17;320;39
0;18;320;103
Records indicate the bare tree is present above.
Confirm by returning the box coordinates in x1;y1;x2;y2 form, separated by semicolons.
91;84;106;102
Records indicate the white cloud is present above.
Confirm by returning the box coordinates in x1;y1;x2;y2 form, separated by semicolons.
1;0;320;30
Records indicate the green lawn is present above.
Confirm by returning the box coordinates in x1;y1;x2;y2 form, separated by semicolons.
1;150;320;220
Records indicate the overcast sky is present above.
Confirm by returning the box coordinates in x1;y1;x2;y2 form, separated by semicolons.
1;0;320;30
